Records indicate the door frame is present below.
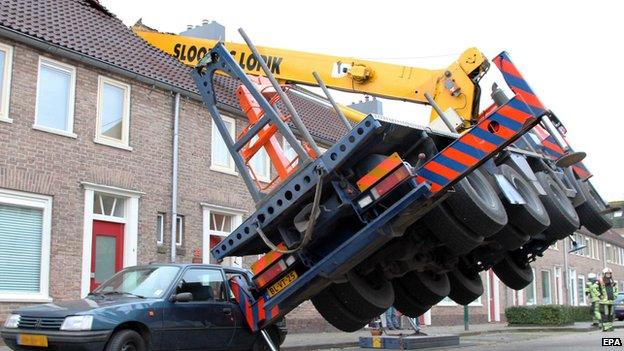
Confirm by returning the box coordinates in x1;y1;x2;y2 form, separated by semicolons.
80;182;143;297
201;203;245;266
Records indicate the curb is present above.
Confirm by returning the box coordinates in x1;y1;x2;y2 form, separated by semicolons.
283;341;358;351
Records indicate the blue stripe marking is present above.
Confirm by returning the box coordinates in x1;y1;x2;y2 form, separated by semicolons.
489;113;523;131
507;97;534;116
502;72;535;96
434;154;468;173
251;302;259;330
418;168;450;186
454;141;487;159
471;126;505;145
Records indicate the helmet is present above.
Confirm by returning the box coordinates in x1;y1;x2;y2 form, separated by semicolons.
603;267;613;275
588;272;597;281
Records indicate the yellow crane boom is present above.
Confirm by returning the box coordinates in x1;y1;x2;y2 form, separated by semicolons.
134;29;488;128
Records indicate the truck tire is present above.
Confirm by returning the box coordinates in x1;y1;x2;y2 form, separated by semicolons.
535;172;580;240
490;165;550;251
105;329;146;351
393;271;449;306
445;170;508;237
448;264;484;305
331;271;394;319
392;279;431;318
575;180;612;235
311;286;369;332
492;252;533;290
423;204;483;255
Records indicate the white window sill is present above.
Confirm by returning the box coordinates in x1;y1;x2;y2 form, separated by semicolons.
32;124;77;139
93;138;133;151
0;294;53;303
210;165;239;176
0;117;12;123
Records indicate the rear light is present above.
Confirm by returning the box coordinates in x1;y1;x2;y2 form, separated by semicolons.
254;255;296;288
370;165;411;200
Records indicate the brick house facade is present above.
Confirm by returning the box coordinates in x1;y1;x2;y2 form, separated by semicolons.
1;0;623;336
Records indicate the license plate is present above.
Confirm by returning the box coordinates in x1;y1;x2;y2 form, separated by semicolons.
267;271;298;297
17;334;48;347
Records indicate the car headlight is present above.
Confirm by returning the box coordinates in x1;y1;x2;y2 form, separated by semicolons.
3;314;20;329
60;316;93;331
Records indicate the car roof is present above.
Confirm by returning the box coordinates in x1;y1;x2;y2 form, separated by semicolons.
132;263;250;274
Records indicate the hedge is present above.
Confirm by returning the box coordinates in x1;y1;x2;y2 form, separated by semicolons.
505;305;591;325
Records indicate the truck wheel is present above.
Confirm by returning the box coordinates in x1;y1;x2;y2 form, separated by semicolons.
330;271;394;320
575;180;612;235
536;172;579;240
392;279;431;318
105;329;146;351
311;286;369;332
394;271;449;306
423;204;483;255
445;170;508;237
492;252;533;290
448;263;484;305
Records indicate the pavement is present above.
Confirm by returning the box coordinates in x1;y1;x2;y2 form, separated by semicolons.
281;321;624;351
0;321;621;350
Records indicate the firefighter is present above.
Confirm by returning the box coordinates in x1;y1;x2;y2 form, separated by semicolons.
598;267;619;332
586;272;600;327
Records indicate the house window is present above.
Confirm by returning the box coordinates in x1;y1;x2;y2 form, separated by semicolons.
211;115;236;174
283;139;299;166
93;192;125;218
577;276;586;305
156;213;164;245
0;43;13;122
249;136;270;182
0;189;52;302
96;76;131;148
176;215;184;246
524;269;536;305
34;57;76;136
203;206;243;267
541;270;552;304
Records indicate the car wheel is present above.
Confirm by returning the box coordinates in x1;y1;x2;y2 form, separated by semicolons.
105;329;146;351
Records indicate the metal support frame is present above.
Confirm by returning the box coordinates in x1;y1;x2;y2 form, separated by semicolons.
238;28;322;157
312;71;352;131
193;42;310;204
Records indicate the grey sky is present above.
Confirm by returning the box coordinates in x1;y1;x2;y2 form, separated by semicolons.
102;0;623;200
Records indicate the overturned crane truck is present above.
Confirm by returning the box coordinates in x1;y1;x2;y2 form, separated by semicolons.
190;30;611;347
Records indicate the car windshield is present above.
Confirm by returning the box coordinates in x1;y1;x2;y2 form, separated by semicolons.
92;266;180;298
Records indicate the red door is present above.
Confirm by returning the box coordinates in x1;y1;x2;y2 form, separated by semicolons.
90;220;124;291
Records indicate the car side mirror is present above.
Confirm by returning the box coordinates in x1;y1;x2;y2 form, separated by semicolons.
172;292;193;302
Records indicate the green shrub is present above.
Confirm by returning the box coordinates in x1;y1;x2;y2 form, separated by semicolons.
570;305;592;322
505;305;575;325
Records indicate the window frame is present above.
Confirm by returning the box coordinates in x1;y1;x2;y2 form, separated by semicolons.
176;215;184;246
524;268;537;305
249;135;271;183
175;267;228;302
156;213;165;246
0;42;13;122
541;270;552;305
577;275;587;305
0;188;52;302
210;115;237;175
33;57;77;138
202;204;244;267
95;76;132;150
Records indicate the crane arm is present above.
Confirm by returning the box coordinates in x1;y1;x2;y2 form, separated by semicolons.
134;30;488;127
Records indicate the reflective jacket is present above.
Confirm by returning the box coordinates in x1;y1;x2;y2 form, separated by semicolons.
586;281;600;303
598;280;619;304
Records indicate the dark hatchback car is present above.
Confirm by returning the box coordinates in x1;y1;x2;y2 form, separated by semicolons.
1;264;286;351
615;292;624;321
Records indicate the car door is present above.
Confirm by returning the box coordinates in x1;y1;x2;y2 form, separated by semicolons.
162;267;236;350
224;270;258;350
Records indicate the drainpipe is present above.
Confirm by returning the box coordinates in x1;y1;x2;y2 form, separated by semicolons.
563;238;570;305
171;93;181;262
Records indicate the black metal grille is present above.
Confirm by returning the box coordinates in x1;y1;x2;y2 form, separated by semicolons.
18;316;64;330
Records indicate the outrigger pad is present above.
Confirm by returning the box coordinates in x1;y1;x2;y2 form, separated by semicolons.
555;151;586;168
